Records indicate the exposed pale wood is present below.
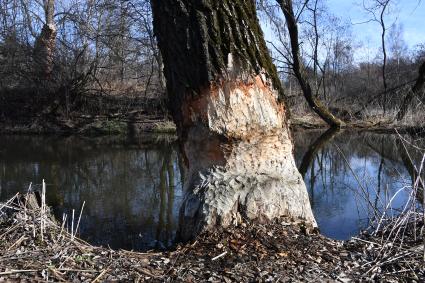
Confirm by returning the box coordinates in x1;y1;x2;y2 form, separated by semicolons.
152;0;316;240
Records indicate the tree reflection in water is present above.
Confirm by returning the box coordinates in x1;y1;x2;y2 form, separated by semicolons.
0;131;424;249
294;130;424;240
0;135;184;250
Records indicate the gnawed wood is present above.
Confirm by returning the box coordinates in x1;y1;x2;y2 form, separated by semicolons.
151;0;316;239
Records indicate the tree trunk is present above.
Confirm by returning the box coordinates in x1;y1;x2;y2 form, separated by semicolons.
379;2;389;114
33;0;56;82
397;61;425;120
277;0;344;128
151;0;316;240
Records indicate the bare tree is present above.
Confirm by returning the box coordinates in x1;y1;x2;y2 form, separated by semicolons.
258;0;355;114
276;0;344;127
388;22;408;84
362;0;391;113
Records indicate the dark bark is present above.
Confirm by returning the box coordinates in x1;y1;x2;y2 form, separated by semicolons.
276;0;344;128
397;61;425;120
151;0;286;133
379;2;389;113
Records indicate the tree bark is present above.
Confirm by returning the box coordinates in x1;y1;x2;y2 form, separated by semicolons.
397;61;425;120
276;0;344;128
33;0;56;82
379;1;389;114
151;0;316;240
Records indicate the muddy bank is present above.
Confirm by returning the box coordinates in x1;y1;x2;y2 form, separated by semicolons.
0;193;423;282
291;113;425;135
0;91;176;136
3;112;423;137
1;91;422;136
0;117;176;136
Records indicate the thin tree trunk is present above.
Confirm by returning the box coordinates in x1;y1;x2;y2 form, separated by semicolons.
397;61;425;120
33;0;56;82
311;0;319;90
151;0;316;240
277;0;344;128
380;4;388;114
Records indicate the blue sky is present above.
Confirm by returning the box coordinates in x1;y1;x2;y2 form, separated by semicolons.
261;0;424;63
327;0;425;60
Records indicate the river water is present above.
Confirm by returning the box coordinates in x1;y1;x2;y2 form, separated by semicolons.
0;130;423;250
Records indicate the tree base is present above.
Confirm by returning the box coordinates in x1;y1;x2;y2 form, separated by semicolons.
178;126;316;241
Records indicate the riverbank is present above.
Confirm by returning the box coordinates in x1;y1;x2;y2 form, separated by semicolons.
0;91;176;136
291;113;425;135
2;113;424;137
1;92;423;136
0;117;176;136
1;192;423;282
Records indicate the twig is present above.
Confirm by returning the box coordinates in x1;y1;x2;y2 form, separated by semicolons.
59;213;67;239
57;268;98;272
48;267;67;282
71;209;75;241
0;223;21;240
352;237;381;246
74;201;85;238
7;235;26;251
211;251;227;261
0;269;37;275
0;193;19;212
40;179;46;241
91;268;109;283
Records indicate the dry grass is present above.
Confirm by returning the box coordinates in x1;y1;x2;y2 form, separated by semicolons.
153;120;176;133
0;190;167;282
345;135;425;281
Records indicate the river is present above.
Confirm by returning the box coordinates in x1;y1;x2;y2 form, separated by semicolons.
0;130;423;250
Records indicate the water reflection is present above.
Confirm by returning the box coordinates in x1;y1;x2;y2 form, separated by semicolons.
294;129;424;240
0;135;183;250
0;131;424;249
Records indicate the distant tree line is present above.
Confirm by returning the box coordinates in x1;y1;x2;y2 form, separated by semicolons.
0;0;163;98
0;0;423;122
257;0;425;122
